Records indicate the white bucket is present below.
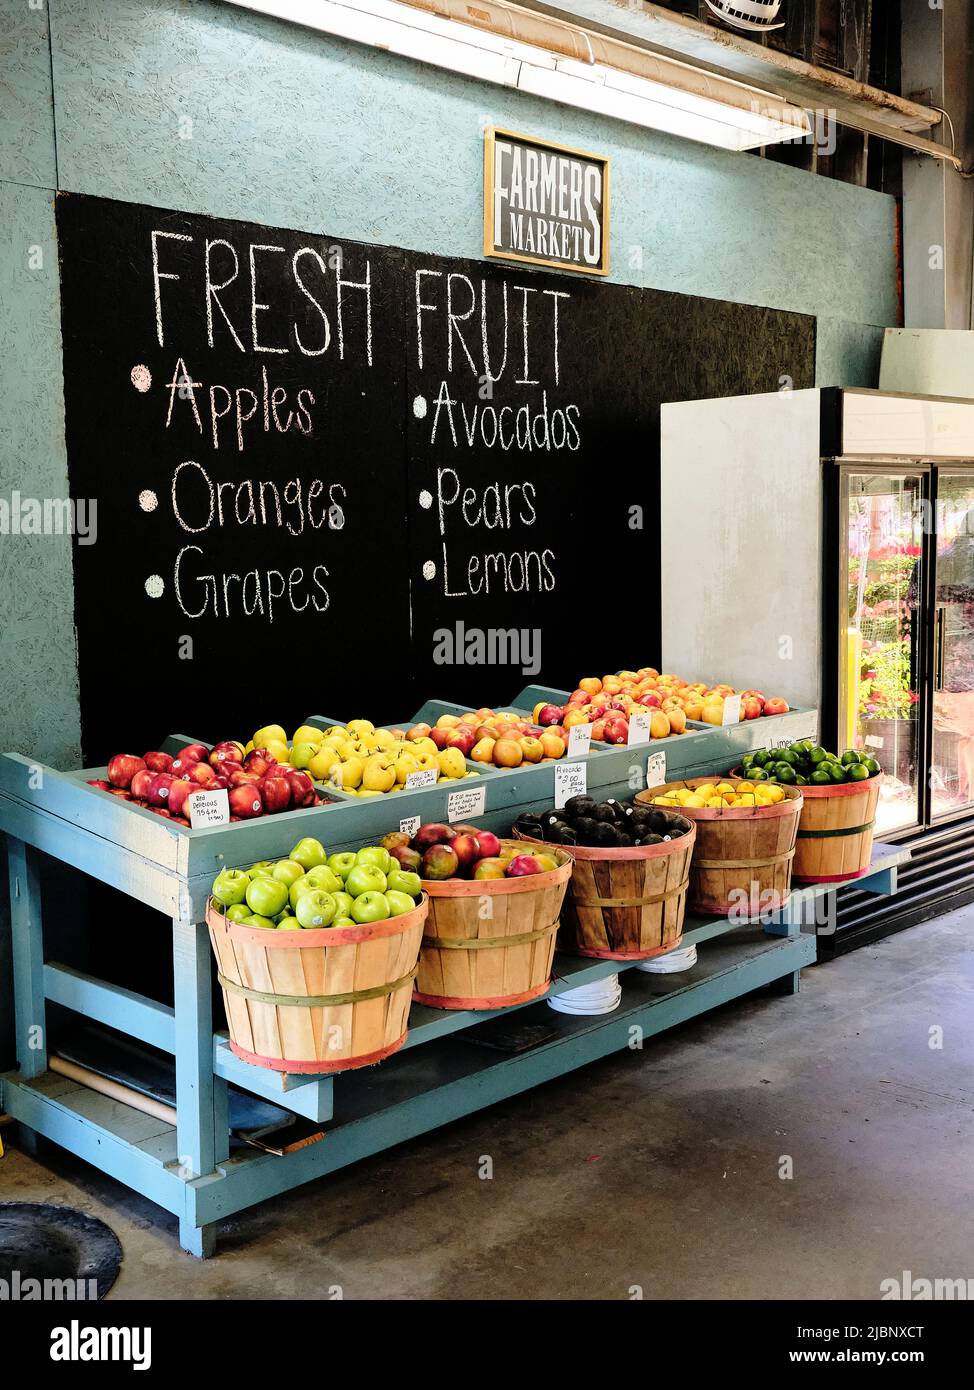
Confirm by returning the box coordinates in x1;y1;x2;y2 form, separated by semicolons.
548;973;621;1015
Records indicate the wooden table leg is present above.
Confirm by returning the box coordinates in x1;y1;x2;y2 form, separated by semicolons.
172;916;228;1256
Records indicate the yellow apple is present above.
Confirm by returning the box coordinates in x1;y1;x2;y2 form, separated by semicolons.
254;724;288;748
436;747;467;779
265;739;291;764
291;724;324;746
346;719;375;738
394;752;420;784
362;754;396;793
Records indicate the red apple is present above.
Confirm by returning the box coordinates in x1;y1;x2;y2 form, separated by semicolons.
149;806;171;818
108;788;133;800
429;727;452;750
637;692;662;709
601;717;629;745
143;750;174;774
146;773;174;807
764;697;790;716
450;833;481;871
475;829;501;859
244;749;274;776
422;843;459;880
261;776;291;814
187;762;218;788
263;762;291;780
537;704;564;727
229;768;262;787
209;740;244;769
107;753;145;789
171;752;202;776
446;728;476;757
181;742;209;762
130;768;155;801
86;778;112;791
412;823;456;849
167;779;193;817
380;831;412;852
287;770;316;808
228;784;264;819
408;722;432;741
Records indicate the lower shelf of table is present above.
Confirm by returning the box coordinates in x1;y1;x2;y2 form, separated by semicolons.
2;925;814;1240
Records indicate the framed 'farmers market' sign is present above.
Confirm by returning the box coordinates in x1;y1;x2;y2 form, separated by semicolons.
483;127;610;276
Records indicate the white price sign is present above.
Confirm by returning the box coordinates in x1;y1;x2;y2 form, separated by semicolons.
399;815;421;837
765;710;818;749
187;788;229;829
627;712;651;747
566;723;593;758
721;695;742;725
554;762;586;810
404;769;438;791
447;784;487;823
646;750;667;789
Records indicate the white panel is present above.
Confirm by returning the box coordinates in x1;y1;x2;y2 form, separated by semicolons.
842;390;974;458
660;389;822;709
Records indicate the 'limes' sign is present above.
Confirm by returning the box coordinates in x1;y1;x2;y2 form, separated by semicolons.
484;128;609;276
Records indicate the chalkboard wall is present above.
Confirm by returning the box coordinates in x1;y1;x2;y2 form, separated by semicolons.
57;193;814;759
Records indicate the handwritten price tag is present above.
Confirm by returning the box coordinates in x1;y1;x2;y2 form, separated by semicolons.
404;769;438;791
447;784;486;822
646;750;667;789
399;815;421;837
554;762;586;810
766;710;818;749
566;723;592;758
187;788;229;829
627;712;651;747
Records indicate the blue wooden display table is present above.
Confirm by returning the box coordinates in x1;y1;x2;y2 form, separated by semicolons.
0;706;907;1256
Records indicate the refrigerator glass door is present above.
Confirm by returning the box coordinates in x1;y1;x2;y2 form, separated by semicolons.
842;472;924;835
931;474;974;819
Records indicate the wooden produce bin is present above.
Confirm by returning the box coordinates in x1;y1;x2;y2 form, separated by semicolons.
792;776;882;882
637;778;802;920
207;896;427;1073
516;819;695;960
415;841;573;1009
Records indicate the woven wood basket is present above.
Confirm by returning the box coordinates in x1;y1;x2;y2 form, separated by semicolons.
206;895;427;1073
414;841;573;1009
730;767;883;883
515;819;695;960
791;776;882;881
636;778;802;919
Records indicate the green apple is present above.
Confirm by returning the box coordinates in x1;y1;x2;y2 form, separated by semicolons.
332;891;354;920
212;868;249;907
386;868;422;899
327;851;357;880
245;876;289;918
290;741;320;770
225;902;251;922
248;867;275;881
290;837;328;870
277;916;301;931
295;889;337;929
350;890;391;924
271;859;306;888
289;877;317;911
384;889;416;917
355;846;392;874
345;864;387;898
248;860;275;877
332;916;356;928
243;914;275;930
303;864;343;894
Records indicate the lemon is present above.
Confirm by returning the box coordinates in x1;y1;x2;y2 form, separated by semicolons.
685;794;708;808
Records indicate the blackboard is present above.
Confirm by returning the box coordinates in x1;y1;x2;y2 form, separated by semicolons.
57;193;815;760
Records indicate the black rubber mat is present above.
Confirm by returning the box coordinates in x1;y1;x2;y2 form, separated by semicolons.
0;1203;122;1300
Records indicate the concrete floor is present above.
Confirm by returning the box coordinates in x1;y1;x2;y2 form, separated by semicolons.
3;906;973;1300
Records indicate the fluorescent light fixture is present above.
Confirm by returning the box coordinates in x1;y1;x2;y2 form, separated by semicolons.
225;0;811;152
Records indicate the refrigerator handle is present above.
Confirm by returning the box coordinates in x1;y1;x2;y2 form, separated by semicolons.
935;607;947;691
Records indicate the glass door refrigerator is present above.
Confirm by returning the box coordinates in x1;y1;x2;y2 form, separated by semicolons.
660;387;974;954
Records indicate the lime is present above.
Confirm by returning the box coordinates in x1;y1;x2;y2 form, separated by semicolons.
862;757;881;776
752;750;770;768
741;753;755;769
828;764;848;783
774;764;797;784
841;750;861;766
810;769;832;785
847;763;870;782
808;747;828;765
775;749;798;766
795;774;808;786
747;767;769;781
